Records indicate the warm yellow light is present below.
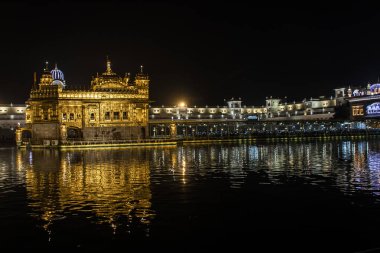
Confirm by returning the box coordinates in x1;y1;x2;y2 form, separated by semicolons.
178;102;186;107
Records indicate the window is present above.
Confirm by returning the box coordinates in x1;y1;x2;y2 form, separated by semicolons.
69;113;74;120
114;112;119;120
62;113;67;120
123;112;128;120
105;112;110;120
352;105;364;116
90;113;95;121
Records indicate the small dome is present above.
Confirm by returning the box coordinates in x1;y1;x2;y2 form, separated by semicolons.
51;64;65;82
370;83;380;92
52;80;64;86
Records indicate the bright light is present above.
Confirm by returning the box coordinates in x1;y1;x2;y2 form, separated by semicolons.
178;102;186;107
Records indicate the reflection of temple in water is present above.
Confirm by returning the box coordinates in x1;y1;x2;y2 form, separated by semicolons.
16;148;155;235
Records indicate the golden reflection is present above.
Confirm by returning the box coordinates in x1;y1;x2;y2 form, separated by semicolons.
12;141;380;238
353;142;366;171
16;148;156;235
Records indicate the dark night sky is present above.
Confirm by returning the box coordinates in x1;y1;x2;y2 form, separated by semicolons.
1;1;380;106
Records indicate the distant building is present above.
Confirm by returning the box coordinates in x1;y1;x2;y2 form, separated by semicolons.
149;98;267;121
0;104;26;141
337;82;380;127
261;96;336;121
149;95;337;123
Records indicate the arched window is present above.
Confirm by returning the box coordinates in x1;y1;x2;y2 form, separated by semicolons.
90;113;95;120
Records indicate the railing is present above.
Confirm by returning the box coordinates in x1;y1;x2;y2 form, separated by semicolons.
60;138;175;146
172;128;380;141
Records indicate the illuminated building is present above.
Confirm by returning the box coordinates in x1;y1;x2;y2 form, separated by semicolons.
340;82;380;126
150;96;337;123
148;95;339;137
18;58;149;145
150;98;266;121
13;71;380;144
0;104;26;141
16;148;155;235
260;96;336;121
0;104;26;129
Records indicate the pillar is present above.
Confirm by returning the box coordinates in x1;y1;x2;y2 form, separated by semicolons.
15;128;22;147
60;124;67;141
170;123;177;139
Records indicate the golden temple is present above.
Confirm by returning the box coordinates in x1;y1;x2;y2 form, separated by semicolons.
18;58;150;145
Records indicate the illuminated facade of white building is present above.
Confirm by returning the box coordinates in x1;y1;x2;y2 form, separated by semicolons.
0;104;26;141
0;104;26;130
149;96;337;122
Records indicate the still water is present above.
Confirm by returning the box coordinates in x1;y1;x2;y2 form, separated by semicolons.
1;140;380;251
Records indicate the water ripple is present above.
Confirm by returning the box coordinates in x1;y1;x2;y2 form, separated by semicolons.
1;141;380;248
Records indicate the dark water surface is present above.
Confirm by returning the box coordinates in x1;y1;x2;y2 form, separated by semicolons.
1;140;380;252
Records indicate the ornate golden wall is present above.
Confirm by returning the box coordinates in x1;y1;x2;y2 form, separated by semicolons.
24;59;150;143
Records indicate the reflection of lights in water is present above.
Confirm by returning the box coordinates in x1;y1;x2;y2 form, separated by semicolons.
12;141;380;240
288;145;294;166
340;141;352;160
305;145;311;167
368;152;380;173
19;148;155;237
353;142;367;171
182;157;186;184
28;151;33;165
248;146;258;161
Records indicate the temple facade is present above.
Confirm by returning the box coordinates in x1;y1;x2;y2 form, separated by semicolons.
19;58;149;145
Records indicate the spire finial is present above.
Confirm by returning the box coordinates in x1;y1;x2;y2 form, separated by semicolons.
44;61;49;72
106;56;112;74
55;63;58;70
33;72;37;86
140;65;144;74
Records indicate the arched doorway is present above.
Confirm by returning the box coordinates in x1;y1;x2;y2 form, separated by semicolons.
21;129;32;141
67;127;82;139
141;127;146;139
